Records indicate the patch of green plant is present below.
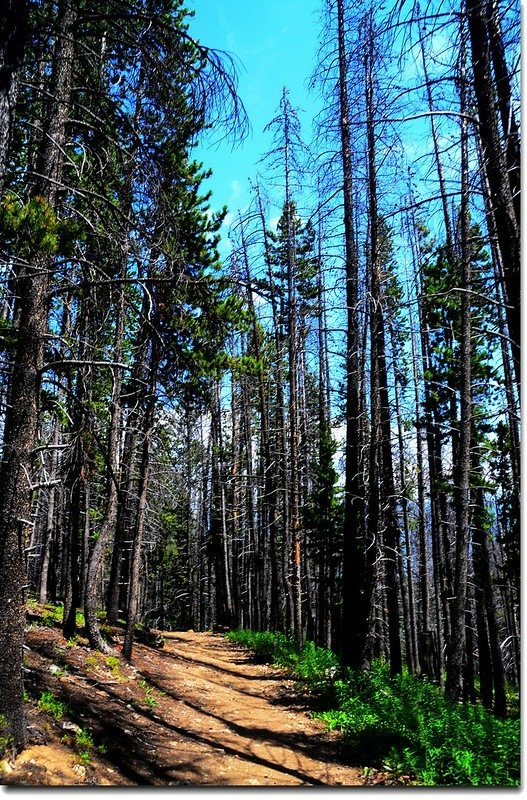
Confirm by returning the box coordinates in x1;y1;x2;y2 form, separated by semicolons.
41;605;63;627
61;726;103;766
104;655;121;677
317;661;520;786
226;629;293;664
227;630;520;787
38;691;68;721
139;678;158;709
74;727;95;764
226;629;339;701
505;684;520;718
84;654;99;670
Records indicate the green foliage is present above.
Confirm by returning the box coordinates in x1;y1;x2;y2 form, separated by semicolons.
320;662;520;786
61;725;107;766
139;679;159;709
38;691;68;721
104;655;123;680
227;631;520;787
39;603;85;630
0;194;83;257
226;630;339;698
227;629;292;664
41;603;63;627
74;728;95;765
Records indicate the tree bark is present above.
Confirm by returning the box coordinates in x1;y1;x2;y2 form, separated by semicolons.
0;0;76;751
445;38;472;703
0;0;29;186
337;0;367;669
466;0;520;385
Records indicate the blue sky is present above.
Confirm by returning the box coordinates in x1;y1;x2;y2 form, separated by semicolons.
188;0;322;226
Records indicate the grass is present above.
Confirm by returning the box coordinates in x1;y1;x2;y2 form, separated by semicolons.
38;691;69;721
27;601;86;631
226;629;520;787
60;726;108;766
37;690;106;767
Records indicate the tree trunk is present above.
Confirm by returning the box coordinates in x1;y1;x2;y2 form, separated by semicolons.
337;0;366;669
445;39;472;703
466;0;520;385
0;0;76;751
122;400;154;661
0;0;29;186
84;287;124;652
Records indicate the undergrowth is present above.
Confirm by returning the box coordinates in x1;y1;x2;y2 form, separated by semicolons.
38;691;69;721
226;629;520;787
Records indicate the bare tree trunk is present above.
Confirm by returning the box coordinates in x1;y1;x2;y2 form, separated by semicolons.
364;24;401;674
472;487;507;716
210;381;234;627
38;420;62;604
239;222;276;629
122;391;155;661
337;0;367;669
445;35;472;703
255;186;291;632
84;287;125;652
466;0;520;384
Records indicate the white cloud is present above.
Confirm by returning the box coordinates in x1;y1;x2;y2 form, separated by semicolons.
230;180;243;200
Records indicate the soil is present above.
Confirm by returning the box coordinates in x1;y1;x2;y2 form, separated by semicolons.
0;621;371;787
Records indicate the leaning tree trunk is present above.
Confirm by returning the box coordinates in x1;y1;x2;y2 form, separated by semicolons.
122;338;157;661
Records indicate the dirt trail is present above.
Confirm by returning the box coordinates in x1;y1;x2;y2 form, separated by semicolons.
3;627;364;786
134;631;362;785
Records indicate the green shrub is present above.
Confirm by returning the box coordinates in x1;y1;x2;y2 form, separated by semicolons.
227;629;292;663
317;663;520;786
226;630;338;691
139;678;158;709
38;691;68;721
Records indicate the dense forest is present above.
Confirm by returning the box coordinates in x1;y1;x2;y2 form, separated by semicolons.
0;0;520;771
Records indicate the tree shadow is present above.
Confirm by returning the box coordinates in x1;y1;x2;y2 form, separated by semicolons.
25;640;339;785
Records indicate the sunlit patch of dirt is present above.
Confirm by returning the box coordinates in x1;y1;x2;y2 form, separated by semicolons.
2;620;366;786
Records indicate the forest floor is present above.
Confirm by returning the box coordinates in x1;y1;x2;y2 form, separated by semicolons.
0;618;382;787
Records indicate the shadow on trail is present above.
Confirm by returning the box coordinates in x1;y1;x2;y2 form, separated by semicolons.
159;643;283;683
85;679;329;786
26;636;334;785
143;663;352;775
